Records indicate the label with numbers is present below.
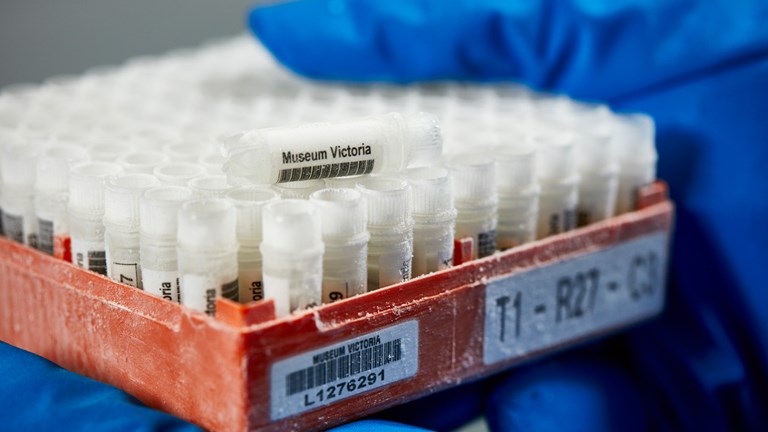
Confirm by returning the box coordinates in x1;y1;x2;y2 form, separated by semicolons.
270;320;419;420
483;232;668;365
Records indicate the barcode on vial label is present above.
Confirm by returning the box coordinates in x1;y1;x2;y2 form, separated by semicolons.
277;159;374;183
483;232;668;365
2;213;23;243
271;320;418;420
88;251;108;276
37;218;54;255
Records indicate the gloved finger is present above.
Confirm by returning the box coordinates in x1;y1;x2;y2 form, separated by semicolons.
485;356;647;432
0;341;202;432
248;0;768;100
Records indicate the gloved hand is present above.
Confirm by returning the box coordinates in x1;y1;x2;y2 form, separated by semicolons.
246;1;768;431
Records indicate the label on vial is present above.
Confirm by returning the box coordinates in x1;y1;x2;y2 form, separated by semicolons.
142;269;179;303
238;269;264;303
270;320;419;420
483;232;668;365
2;212;24;244
278;159;375;183
71;239;107;275
37;218;54;255
180;274;236;316
109;261;141;289
477;229;497;258
263;274;292;317
378;252;412;288
323;279;351;304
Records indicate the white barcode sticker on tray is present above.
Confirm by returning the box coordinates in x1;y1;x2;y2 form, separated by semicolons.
270;320;419;420
484;231;668;365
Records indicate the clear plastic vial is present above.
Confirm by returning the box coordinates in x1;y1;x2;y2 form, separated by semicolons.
34;144;90;257
357;175;414;290
574;129;619;226
69;161;124;274
495;144;540;249
104;173;159;288
177;199;239;316
612;113;657;214
226;186;280;304
221;112;442;185
309;188;370;303
261;200;324;317
405;166;456;276
140;186;192;302
532;131;580;239
1;143;41;247
445;153;498;259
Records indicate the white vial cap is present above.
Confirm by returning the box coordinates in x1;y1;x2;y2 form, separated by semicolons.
273;179;325;199
104;173;159;231
226;186;280;247
574;128;616;172
117;150;170;174
140;186;192;241
188;175;232;199
261;199;323;255
357;175;413;228
495;144;538;192
177;199;237;254
87;141;133;162
1;142;41;191
153;162;206;187
613;113;657;163
405;166;456;221
530;131;578;184
324;174;364;189
404;112;443;167
69;161;124;216
309;188;368;242
198;151;225;175
444;153;497;207
35;144;90;194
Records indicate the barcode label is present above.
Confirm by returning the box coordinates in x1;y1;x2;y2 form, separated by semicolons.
478;229;497;258
271;320;418;420
484;232;668;365
1;213;24;244
37;218;54;255
221;278;238;302
285;338;402;396
277;159;374;183
88;251;108;276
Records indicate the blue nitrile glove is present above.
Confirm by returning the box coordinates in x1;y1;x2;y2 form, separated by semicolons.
0;341;202;432
248;1;768;431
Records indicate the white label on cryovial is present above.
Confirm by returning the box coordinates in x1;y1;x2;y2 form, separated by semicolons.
378;250;412;288
263;274;291;317
270;320;419;420
71;238;107;275
181;274;220;316
238;268;264;303
483;232;668;365
143;269;179;303
109;261;141;289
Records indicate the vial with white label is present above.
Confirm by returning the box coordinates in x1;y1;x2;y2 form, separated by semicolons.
532;131;580;239
226;186;280;304
34;144;90;258
405;167;456;276
495;144;540;249
177;199;239;316
357;175;414;290
104;173;158;288
69;161;124;274
1;142;41;247
309;188;369;303
221;112;442;185
140;186;192;302
612;113;657;214
445;153;498;259
153;162;206;187
261;200;324;317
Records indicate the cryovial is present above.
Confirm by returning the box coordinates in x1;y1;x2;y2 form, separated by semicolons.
405;166;456;276
226;186;280;304
153;162;206;187
1;142;41;247
532;131;580;239
261;200;324;317
69;161;124;274
574;128;619;225
188;175;232;199
445;153;498;259
177;199;239;316
357;175;414;290
140;186;192;302
612;113;657;214
103;173;159;288
221;112;442;185
309;188;370;303
34;144;90;257
495;144;540;249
